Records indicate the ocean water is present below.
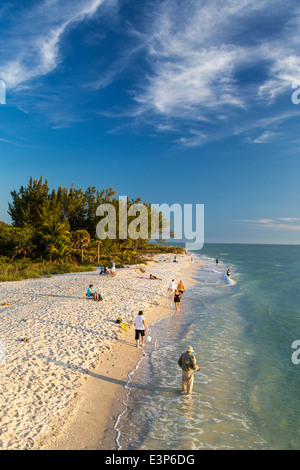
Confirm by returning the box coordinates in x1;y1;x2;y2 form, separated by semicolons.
115;244;300;450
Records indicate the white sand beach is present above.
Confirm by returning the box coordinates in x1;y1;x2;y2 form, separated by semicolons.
0;253;200;450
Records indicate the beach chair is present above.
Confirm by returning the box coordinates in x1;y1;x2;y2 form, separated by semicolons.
86;292;103;300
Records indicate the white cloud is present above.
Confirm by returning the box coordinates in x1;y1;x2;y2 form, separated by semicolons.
2;0;300;144
176;130;207;148
235;218;300;231
131;0;300;139
0;0;114;89
279;218;300;222
136;47;245;116
134;1;251;116
250;131;276;144
257;54;300;103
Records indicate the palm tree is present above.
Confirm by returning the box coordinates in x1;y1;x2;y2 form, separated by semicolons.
127;250;137;264
37;214;70;262
95;240;102;264
72;230;91;262
114;250;131;268
90;239;102;264
11;226;35;259
100;238;117;255
49;239;71;264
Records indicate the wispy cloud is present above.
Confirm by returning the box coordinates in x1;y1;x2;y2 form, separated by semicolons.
1;0;300;144
249;131;276;144
235;218;300;231
279;218;300;222
129;0;300;144
0;0;115;89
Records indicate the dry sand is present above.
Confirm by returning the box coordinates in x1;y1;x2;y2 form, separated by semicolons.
0;253;201;450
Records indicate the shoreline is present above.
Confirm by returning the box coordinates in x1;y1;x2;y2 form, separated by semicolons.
42;256;202;450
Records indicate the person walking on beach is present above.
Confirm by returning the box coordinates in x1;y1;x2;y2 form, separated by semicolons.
178;346;201;395
134;310;146;348
177;280;185;297
168;279;176;297
174;289;182;311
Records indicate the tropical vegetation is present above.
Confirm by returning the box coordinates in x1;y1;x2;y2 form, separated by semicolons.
0;176;185;281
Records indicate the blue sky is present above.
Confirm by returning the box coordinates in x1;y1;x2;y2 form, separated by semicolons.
1;0;300;244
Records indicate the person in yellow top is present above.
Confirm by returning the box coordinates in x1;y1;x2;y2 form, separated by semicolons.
177;280;185;297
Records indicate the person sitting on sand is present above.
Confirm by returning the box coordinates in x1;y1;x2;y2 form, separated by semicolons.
87;284;102;301
110;262;116;275
149;274;162;280
104;266;109;274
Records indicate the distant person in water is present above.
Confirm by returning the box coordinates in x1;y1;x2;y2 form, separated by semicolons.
216;259;219;265
226;269;231;277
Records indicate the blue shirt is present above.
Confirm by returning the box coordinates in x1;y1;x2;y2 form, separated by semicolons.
87;287;95;297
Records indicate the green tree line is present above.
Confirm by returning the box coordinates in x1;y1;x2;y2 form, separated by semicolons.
0;176;182;270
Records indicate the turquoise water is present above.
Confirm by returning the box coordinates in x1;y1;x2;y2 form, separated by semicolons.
115;244;300;450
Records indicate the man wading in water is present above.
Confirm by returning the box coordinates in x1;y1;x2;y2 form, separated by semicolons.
178;346;201;394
